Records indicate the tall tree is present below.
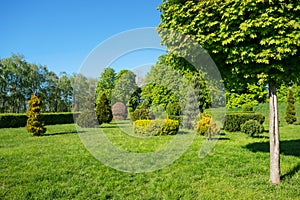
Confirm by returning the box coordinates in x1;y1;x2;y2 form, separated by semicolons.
96;67;116;103
158;0;300;184
112;70;137;105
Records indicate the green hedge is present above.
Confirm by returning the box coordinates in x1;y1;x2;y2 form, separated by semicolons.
133;119;179;136
0;113;80;128
223;112;265;132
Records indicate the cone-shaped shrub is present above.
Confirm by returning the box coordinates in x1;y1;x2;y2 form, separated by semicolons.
96;93;113;124
26;94;46;136
285;90;297;124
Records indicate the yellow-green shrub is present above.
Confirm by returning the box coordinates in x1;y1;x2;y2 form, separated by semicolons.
133;119;179;136
195;116;220;138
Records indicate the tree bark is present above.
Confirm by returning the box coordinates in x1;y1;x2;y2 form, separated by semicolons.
269;82;280;184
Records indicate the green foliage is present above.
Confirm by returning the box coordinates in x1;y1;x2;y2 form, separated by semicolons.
95;68;116;102
128;87;142;113
130;109;154;122
112;70;137;105
242;103;253;112
195;116;220;139
166;101;182;121
76;110;99;128
95;93;113;124
133;119;179;136
112;102;128;120
285;90;297;124
224;112;265;132
241;120;264;136
158;0;300;86
26;94;46;136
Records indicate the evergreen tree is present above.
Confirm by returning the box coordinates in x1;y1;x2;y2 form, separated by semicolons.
26;94;46;136
95;93;113;124
285;90;297;124
182;89;199;129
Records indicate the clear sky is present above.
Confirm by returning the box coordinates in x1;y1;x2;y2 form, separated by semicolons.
0;0;165;76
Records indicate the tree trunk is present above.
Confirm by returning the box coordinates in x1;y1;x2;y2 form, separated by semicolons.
269;82;280;184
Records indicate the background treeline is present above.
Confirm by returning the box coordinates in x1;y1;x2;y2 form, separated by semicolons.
0;54;98;113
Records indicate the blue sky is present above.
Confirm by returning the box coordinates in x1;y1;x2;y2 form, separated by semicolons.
0;0;165;76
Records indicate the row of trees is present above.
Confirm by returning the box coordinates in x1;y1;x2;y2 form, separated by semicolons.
0;54;73;113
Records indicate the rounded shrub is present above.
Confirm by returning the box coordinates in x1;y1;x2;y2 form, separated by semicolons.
112;102;128;120
76;110;99;128
130;108;154;122
240;120;264;136
195;116;220;139
242;103;253;112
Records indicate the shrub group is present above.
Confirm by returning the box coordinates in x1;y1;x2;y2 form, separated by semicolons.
241;120;264;136
112;102;128;120
26;94;46;136
130;109;154;122
76;110;99;128
195;116;220;139
224;112;265;132
133;119;179;136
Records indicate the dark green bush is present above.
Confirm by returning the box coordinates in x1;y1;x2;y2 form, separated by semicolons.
241;120;264;136
224;112;265;132
76;110;99;128
0;112;79;128
130;109;154;122
133;119;179;136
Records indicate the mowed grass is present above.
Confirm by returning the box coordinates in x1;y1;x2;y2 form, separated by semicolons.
0;121;300;199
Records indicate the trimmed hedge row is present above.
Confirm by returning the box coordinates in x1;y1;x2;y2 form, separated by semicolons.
224;112;265;132
133;119;179;136
0;113;80;128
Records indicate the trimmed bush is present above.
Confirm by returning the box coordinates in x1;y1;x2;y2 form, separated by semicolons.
195;116;220;138
130;109;154;122
76;110;99;128
133;119;179;136
241;120;264;136
0;112;80;128
112;102;128;120
224;112;265;132
242;103;253;112
0;114;27;128
96;93;113;124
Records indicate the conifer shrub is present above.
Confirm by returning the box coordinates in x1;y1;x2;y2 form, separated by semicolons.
112;102;128;120
76;110;99;128
241;120;264;136
96;93;113;124
133;119;179;136
26;94;46;136
285;90;297;124
166;102;182;122
195;116;220;139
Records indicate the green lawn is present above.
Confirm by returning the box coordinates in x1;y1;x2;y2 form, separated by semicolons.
0;122;300;199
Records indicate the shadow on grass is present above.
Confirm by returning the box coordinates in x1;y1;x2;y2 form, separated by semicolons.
44;130;86;136
245;139;300;157
281;163;300;181
245;139;300;180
